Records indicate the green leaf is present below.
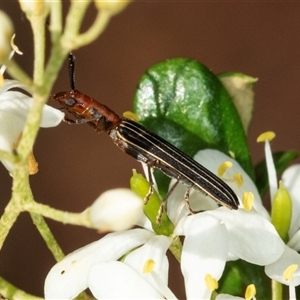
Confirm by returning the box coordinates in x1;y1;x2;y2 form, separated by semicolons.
255;150;298;197
218;72;257;134
133;58;254;180
219;260;271;299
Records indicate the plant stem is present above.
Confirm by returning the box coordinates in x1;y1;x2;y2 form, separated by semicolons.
0;150;18;164
0;277;43;300
272;279;282;300
25;202;93;228
61;0;92;50
17;93;47;160
49;1;62;44
31;15;46;87
30;213;65;261
5;59;33;91
70;10;111;49
169;236;182;263
0;200;22;250
43;43;66;95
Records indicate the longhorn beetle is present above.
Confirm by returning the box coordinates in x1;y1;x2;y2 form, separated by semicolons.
51;53;239;223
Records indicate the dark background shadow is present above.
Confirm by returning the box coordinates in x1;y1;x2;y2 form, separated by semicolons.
0;2;299;298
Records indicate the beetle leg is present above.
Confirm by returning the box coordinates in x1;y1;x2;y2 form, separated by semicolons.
144;164;154;204
184;186;197;214
156;177;180;225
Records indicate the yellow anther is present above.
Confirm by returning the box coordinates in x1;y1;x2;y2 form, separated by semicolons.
123;111;140;122
28;152;38;175
143;259;155;274
245;284;256;300
217;161;232;177
233;173;243;188
0;74;3;87
13;134;38;175
204;274;218;291
257;131;276;143
10;34;23;55
283;264;298;281
228;150;235;158
242;192;254;211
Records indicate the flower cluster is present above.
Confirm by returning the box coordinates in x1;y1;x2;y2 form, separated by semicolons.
0;5;297;299
44;133;300;299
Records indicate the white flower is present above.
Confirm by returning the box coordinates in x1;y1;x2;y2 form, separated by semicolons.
181;206;283;298
0;79;64;172
258;132;300;298
45;149;285;299
168;149;284;299
44;229;174;299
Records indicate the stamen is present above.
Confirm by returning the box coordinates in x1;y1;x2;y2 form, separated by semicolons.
143;259;155;274
28;152;39;175
257;131;278;201
228;150;235;158
0;35;23;77
123;111;140;122
10;34;23;55
233;173;243;187
217;161;232;177
13;134;38;175
257;131;276;143
204;274;218;291
242;192;254;211
245;284;256;300
283;264;298;281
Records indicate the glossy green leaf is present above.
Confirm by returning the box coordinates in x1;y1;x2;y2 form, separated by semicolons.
255;150;298;197
219;260;271;299
133;58;254;180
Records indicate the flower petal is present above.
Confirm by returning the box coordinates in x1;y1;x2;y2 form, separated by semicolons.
0;80;63;129
288;230;300;252
193;149;269;218
40;104;64;127
265;245;300;286
88;261;164;298
0;80;63;172
216;294;244;300
167;179;218;226
125;235;172;286
282;164;300;237
208;208;285;265
181;213;229;299
0;80;28;94
44;229;154;299
0;90;32;171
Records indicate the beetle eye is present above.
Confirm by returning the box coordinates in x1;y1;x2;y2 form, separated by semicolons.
65;98;76;107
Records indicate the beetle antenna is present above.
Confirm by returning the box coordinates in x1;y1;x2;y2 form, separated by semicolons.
69;52;76;91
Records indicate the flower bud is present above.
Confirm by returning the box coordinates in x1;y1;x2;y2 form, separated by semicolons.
94;0;131;16
19;0;50;18
89;188;143;232
0;10;14;63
